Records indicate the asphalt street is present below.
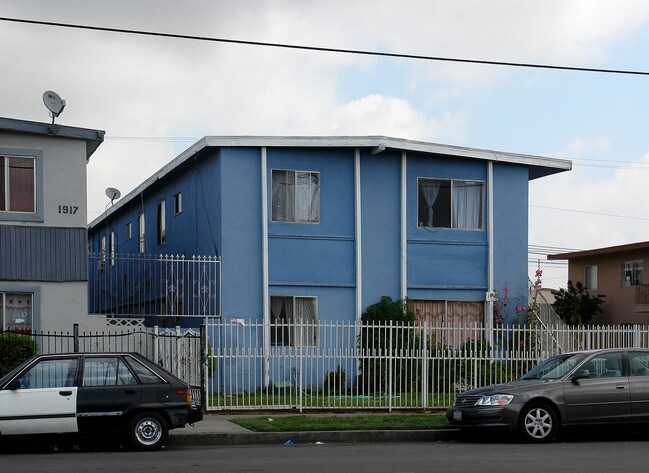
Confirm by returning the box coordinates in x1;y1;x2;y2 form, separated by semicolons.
2;440;649;473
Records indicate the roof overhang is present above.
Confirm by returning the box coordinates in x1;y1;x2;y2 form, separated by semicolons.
0;117;105;160
548;241;649;260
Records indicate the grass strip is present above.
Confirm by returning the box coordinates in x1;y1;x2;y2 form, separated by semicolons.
231;414;448;432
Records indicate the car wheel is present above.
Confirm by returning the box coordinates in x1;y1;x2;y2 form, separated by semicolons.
127;412;168;451
519;403;557;443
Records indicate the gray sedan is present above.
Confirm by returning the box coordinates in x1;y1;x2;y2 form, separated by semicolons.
446;348;649;442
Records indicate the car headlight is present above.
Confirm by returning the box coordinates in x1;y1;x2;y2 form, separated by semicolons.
476;394;514;406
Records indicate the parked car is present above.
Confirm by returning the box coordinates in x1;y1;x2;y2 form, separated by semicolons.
0;352;203;450
446;348;649;442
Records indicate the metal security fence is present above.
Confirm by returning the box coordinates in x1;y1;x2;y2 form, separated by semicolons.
206;320;649;411
0;324;203;387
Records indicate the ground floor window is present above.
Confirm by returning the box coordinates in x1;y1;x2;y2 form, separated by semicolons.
270;296;318;347
410;299;484;348
1;292;33;333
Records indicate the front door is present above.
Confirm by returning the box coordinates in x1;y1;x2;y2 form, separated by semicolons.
563;351;630;424
0;357;79;435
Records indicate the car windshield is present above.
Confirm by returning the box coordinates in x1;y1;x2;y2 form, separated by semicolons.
520;353;587;380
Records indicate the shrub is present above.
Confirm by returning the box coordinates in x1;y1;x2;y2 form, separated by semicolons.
0;333;38;377
323;366;346;395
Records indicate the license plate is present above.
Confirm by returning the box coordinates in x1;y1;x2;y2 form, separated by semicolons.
453;410;462;421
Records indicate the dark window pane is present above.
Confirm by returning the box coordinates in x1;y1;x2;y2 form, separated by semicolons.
0;157;5;211
8;157;34;212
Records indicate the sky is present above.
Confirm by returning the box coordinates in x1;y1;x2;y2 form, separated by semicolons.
2;0;649;289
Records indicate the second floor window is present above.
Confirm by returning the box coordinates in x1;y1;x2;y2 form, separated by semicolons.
138;214;145;254
585;265;598;290
157;202;166;245
622;260;644;287
0;156;35;213
418;178;484;230
271;170;320;223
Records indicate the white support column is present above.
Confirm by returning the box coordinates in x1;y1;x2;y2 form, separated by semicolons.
401;151;407;300
261;147;270;387
355;148;363;322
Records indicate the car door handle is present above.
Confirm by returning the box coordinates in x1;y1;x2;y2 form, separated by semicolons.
616;385;626;389
124;389;136;395
59;391;73;396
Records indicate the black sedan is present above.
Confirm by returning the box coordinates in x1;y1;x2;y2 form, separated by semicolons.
447;348;649;442
0;352;203;450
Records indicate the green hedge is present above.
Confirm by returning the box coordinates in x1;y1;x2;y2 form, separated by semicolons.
0;333;38;377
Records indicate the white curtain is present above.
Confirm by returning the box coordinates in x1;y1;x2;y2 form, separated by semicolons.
452;182;482;229
296;172;319;223
420;180;440;227
271;171;295;222
294;297;317;347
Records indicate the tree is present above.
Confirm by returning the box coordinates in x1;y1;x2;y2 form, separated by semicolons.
552;280;605;325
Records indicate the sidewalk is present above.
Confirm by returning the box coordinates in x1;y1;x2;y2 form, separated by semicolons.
168;414;461;447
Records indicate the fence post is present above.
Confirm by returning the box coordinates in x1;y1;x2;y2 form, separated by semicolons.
73;324;79;353
388;321;393;412
154;325;159;365
200;324;207;413
422;321;428;409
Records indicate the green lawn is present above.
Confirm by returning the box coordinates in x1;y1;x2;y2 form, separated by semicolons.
231;413;449;432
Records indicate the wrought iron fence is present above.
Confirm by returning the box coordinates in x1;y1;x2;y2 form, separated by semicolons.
206;320;649;411
0;324;203;387
88;252;221;325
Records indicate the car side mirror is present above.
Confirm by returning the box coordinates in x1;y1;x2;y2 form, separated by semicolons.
6;378;20;390
569;369;590;383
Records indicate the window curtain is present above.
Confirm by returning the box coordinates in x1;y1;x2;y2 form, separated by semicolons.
293;297;317;347
452;181;482;229
270;296;292;346
3;292;33;333
419;179;441;227
8;157;35;212
296;172;319;223
272;171;295;222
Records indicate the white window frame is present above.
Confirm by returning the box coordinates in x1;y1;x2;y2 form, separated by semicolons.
585;265;598;290
138;213;145;254
271;169;320;224
417;177;485;230
622;260;644;287
270;295;318;347
1;292;34;332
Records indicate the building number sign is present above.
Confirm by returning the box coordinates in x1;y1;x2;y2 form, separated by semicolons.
57;205;79;215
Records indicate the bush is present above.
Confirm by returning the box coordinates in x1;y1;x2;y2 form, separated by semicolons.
0;333;38;377
323;366;346;395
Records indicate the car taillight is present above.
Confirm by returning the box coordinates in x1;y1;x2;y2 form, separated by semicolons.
177;389;193;403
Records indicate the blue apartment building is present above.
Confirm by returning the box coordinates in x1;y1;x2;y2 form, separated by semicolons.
87;136;570;334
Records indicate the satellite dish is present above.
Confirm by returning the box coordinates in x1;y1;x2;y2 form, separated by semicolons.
105;187;121;202
43;90;66;117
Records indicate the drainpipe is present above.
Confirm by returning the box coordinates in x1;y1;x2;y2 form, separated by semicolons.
401;151;407;300
261;147;270;387
486;161;495;345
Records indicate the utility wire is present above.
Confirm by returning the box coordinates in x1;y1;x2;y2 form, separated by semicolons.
2;16;649;76
530;204;649;221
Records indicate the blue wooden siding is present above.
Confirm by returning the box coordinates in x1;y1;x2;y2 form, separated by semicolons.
88;144;534;326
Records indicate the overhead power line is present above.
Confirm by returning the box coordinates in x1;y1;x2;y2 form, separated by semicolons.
530;205;649;221
2;16;649;76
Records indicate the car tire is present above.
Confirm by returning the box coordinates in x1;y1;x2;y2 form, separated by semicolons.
127;412;169;451
518;403;558;443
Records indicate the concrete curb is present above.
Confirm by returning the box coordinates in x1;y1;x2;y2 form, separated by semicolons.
168;429;461;447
